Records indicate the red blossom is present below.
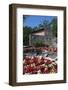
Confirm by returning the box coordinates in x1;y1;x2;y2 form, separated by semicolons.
23;56;57;74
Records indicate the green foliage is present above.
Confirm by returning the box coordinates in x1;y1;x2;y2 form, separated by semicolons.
23;16;57;46
33;19;49;30
23;26;32;45
42;19;49;28
33;40;45;47
50;18;57;37
37;17;57;37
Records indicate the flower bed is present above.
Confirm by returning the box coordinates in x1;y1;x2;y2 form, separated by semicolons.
23;56;57;74
24;47;57;53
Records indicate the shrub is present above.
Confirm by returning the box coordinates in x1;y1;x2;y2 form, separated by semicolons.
33;40;45;47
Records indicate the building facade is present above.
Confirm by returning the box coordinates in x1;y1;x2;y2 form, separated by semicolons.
29;27;57;48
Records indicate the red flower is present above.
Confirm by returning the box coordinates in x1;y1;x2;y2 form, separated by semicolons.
26;66;34;73
40;66;45;73
29;59;34;64
43;67;49;73
33;56;38;64
36;65;41;71
53;48;57;52
44;59;52;65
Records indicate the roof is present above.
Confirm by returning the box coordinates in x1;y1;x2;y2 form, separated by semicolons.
32;27;48;34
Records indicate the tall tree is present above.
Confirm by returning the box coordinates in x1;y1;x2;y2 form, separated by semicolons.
42;19;49;28
23;26;32;45
50;17;57;37
38;19;49;29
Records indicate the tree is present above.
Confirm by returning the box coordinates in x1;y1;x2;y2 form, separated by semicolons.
38;24;43;29
37;19;50;29
33;26;38;31
23;15;33;46
42;19;49;28
23;26;32;46
38;17;57;37
50;17;57;37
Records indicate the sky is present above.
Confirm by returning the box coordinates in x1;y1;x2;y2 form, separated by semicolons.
23;15;57;28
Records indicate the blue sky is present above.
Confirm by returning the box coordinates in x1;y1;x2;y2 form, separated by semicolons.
23;15;57;28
